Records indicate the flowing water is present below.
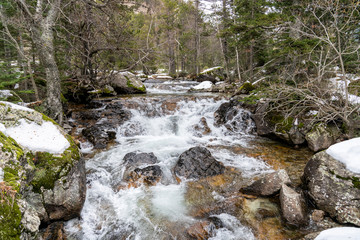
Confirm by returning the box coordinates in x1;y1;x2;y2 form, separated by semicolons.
65;80;313;239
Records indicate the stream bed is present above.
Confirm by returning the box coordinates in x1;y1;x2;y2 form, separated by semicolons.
65;80;313;239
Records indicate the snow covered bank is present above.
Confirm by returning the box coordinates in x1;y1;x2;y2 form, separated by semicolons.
326;137;360;174
0;102;70;154
315;227;360;240
193;81;213;90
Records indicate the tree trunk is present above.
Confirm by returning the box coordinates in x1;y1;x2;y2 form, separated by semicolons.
32;25;63;124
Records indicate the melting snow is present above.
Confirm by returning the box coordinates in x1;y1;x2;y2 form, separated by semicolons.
0;90;13;98
0;119;70;154
314;227;360;240
326;137;360;173
0;101;34;112
193;81;213;90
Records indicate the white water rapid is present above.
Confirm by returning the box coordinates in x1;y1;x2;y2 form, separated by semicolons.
65;81;273;239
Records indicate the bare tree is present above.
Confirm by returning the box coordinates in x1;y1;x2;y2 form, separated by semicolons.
291;0;360;108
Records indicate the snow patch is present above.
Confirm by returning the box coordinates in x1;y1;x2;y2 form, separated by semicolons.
0;101;34;112
0;90;13;98
1;119;70;154
200;66;222;74
0;167;3;182
326;137;360;173
193;81;213;90
314;227;360;240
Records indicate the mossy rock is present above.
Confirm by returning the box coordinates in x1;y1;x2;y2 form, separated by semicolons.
109;72;146;94
0;133;24;240
0;102;85;235
237;82;255;94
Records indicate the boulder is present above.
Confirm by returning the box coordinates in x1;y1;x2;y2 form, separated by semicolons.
109;72;146;94
305;124;339;152
302;151;360;226
173;147;225;180
280;184;308;226
240;169;291;196
0;101;86;237
122;152;163;186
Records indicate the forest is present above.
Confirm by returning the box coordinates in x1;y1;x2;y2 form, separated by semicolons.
0;0;358;129
1;0;360;239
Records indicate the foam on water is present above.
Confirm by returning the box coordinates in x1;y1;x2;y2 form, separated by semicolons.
66;91;271;239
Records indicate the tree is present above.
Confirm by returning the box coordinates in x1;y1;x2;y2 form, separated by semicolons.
14;0;63;123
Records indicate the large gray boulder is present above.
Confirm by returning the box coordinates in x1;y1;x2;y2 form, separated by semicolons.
302;151;360;226
110;72;146;94
173;147;225;180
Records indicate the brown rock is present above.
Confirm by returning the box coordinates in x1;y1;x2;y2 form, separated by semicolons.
311;210;325;222
240;169;291;196
186;221;213;240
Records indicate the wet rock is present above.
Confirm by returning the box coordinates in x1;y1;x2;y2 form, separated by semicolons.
280;184;308;226
123;151;158;166
186;220;216;240
125;165;163;186
109;71;146;94
302;151;360;226
194;117;211;136
82;125;116;149
121;152;163;186
174;147;225;180
214;100;254;133
240;169;291;196
40;222;66;240
311;209;325;222
305;124;339;152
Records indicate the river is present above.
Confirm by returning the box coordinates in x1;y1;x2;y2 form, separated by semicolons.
65;80;312;239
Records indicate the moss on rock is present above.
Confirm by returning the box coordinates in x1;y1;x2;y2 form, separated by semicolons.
28;135;80;193
0;186;22;240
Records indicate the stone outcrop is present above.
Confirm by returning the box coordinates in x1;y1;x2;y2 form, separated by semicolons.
280;184;308;226
0;102;86;238
302;151;360;226
173;146;225;180
240;169;291;196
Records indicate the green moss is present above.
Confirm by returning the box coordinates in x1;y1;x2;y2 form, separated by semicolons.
269;114;294;133
29;135;80;193
126;80;146;92
330;170;360;189
0;132;23;160
238;82;255;93
0;188;22;240
238;93;260;105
